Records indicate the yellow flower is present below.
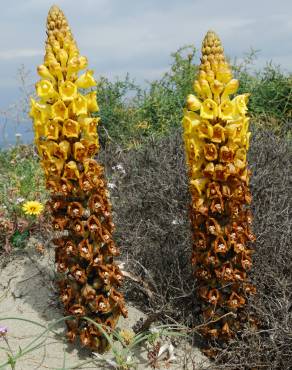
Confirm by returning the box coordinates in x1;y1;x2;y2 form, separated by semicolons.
210;79;224;101
233;94;249;115
54;140;71;160
76;70;97;89
200;99;218;120
48;60;63;80
182;111;200;137
42;158;64;177
200;79;212;99
186;94;201;111
73;142;87;161
221;79;239;101
67;55;88;75
59;81;77;102
63;119;80;138
36;80;57;100
80;117;100;137
58;49;68;68
85;92;99;112
38;141;58;160
186;137;204;162
51;100;68;121
46;120;60;140
193;80;202;97
33;120;48;141
71;95;88;116
37;64;56;82
30;98;51;121
197;120;213;139
219;100;235;120
216;64;232;83
22;201;44;216
63;161;80;180
190;178;209;196
211;124;225;143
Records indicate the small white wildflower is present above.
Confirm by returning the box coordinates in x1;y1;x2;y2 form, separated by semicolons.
171;219;179;225
16;197;25;204
149;327;160;334
108;182;116;189
113;163;126;174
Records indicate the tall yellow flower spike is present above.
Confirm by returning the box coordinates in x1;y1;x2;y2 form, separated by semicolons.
182;31;255;341
30;6;127;351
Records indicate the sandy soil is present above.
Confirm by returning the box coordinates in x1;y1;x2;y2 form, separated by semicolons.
0;238;210;370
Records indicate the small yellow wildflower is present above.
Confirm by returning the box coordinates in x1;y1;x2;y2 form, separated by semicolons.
22;201;44;216
119;329;135;345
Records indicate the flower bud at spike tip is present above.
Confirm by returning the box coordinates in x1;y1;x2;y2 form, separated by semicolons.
182;30;255;343
30;5;127;352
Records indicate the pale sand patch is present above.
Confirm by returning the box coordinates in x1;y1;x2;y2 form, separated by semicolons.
0;239;211;369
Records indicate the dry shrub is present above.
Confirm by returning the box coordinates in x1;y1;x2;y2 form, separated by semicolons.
100;126;291;369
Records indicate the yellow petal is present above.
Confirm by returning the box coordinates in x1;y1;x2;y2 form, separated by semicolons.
63;161;80;180
85;92;99;112
197;120;214;139
59;81;77;102
76;70;97;89
46;120;60;140
63;119;80;138
54;140;71;160
73;142;87;161
221;79;239;101
200;99;218;120
200;79;212;99
233;94;249;115
219;100;235;120
80;117;99;137
71;95;88;116
37;65;56;82
211;124;225;143
186;94;201;111
190;178;209;196
36;80;57;100
51;100;68;121
58;49;68;68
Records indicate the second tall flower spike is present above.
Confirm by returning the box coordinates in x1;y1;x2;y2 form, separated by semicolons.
182;30;256;340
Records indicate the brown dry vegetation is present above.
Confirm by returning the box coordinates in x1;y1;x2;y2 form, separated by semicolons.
99;125;292;369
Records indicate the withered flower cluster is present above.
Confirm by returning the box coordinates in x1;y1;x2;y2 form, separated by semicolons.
30;6;127;351
182;31;256;340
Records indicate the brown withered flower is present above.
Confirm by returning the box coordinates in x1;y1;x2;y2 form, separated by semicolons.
68;304;86;316
59;177;74;196
78;239;93;261
72;219;86;236
67;202;84;218
95;295;111;313
207;288;220;305
227;291;246;309
206;217;222;236
203;143;218;161
219;146;234;163
52;217;68;231
81;284;96;301
70;265;87;284
214;236;228;254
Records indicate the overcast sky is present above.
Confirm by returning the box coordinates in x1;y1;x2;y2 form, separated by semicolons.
1;0;292;144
